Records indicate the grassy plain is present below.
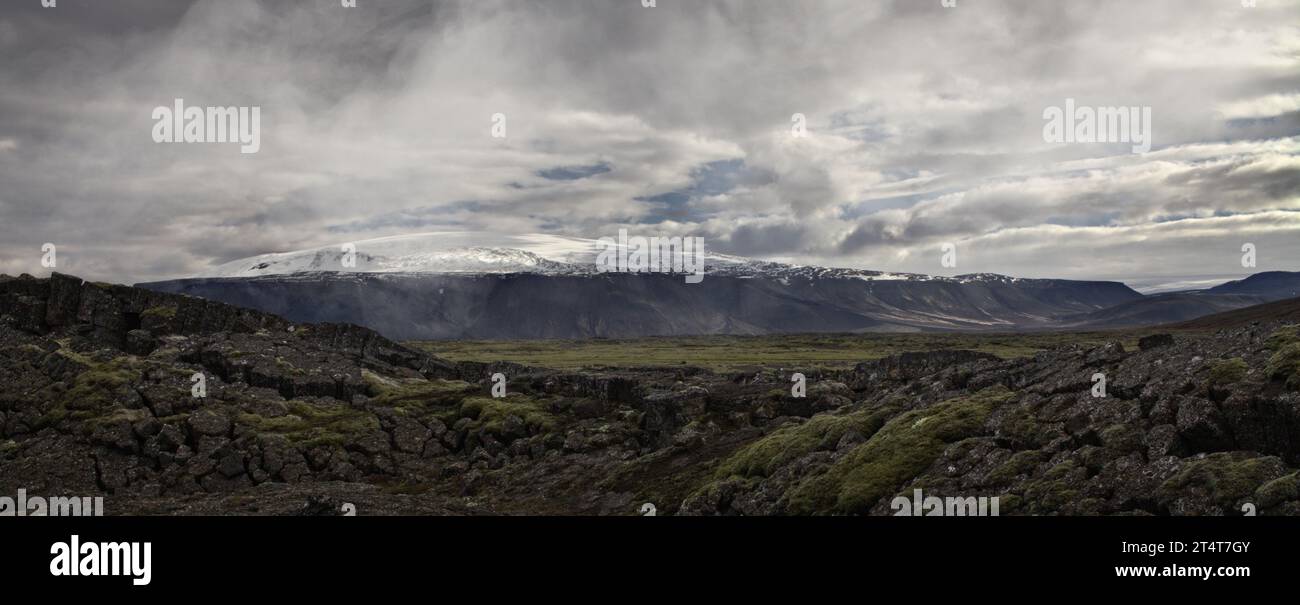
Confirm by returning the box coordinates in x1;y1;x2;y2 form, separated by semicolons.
410;331;1156;372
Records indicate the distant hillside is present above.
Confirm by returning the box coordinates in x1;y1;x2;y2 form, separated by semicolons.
133;233;1299;339
1054;293;1267;329
1165;296;1300;331
138;272;1143;340
1050;271;1300;330
1207;271;1300;299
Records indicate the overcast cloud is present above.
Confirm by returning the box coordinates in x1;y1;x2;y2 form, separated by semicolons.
0;0;1297;288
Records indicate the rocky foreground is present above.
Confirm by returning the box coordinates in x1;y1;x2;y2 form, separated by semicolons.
2;273;1300;515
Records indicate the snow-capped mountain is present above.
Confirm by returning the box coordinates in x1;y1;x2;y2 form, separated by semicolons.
205;231;1033;285
153;234;1300;340
138;232;1174;340
207;233;596;277
206;231;821;278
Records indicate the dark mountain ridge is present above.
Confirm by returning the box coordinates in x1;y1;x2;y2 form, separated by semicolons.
1208;271;1300;298
1055;292;1270;329
137;270;1300;341
135;231;1299;340
138;271;1144;340
1166;296;1300;331
1058;272;1300;329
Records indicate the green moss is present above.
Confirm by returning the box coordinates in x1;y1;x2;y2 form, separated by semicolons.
1265;325;1299;352
1100;424;1144;454
83;407;151;428
1263;326;1300;389
1020;460;1085;512
28;353;144;430
237;400;378;447
460;396;556;434
1254;472;1300;508
1207;358;1248;387
1265;342;1300;389
997;494;1023;513
996;403;1051;449
275;357;307;376
59;356;140;411
154;413;188;426
787;386;1013;514
716;406;897;479
33;404;68;429
1159;453;1281;508
987;449;1048;485
363;370;474;417
52;341;95;367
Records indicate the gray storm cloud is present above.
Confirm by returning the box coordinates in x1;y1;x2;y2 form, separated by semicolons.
0;0;1297;288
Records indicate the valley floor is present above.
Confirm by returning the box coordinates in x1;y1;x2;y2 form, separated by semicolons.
411;331;1165;372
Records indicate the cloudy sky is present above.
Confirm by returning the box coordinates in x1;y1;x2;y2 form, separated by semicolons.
0;0;1297;289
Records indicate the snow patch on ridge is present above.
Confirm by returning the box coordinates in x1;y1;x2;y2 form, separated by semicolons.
203;231;1036;285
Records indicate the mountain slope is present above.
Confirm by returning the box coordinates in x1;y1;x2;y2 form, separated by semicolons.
138;234;1300;340
1054;292;1269;329
1052;271;1300;329
1207;271;1300;299
140;270;1143;340
1165;295;1300;330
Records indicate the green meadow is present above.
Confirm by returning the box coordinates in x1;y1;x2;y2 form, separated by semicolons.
410;331;1157;372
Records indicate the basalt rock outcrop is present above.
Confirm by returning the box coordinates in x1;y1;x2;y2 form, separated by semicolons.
2;273;1299;515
